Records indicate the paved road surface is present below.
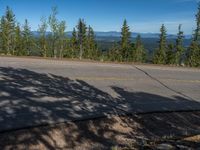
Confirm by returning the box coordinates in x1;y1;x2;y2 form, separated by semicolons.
0;57;200;132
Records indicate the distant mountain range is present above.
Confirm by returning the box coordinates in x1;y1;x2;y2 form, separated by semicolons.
31;31;192;39
31;31;192;52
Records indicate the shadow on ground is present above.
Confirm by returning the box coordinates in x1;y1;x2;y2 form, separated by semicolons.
0;67;200;149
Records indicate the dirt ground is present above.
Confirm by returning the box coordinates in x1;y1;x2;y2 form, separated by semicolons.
0;111;200;150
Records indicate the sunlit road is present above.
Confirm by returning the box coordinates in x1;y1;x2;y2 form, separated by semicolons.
0;56;200;132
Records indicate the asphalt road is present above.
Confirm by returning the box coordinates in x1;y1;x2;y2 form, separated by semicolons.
0;57;200;132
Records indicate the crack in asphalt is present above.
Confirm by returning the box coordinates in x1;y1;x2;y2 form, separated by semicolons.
133;65;195;101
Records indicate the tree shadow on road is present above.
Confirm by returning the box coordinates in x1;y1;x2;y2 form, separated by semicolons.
0;67;200;149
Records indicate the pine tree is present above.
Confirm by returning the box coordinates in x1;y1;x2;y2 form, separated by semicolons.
194;3;200;42
3;6;16;55
108;43;122;62
0;17;2;52
48;6;59;58
187;41;199;67
120;19;131;61
0;16;7;54
38;17;48;57
22;19;32;56
175;24;184;65
87;25;97;59
166;43;175;64
187;3;200;67
77;19;87;60
58;21;66;59
14;23;22;56
133;34;146;62
70;28;78;58
153;24;167;64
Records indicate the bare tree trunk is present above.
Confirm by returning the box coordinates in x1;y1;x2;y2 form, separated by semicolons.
7;39;10;55
60;44;63;59
54;49;57;58
79;44;82;60
53;41;57;59
44;45;47;57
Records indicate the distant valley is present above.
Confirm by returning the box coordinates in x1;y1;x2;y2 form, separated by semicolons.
32;31;192;53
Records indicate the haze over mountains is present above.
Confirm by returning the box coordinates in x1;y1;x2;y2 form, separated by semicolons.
90;31;192;39
32;31;192;39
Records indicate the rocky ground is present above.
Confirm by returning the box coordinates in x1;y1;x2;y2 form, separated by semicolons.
0;111;200;150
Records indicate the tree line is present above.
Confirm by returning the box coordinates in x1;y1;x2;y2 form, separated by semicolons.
0;6;99;59
0;5;200;67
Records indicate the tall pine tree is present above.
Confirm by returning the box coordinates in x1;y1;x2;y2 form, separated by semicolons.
187;3;200;67
38;17;48;57
0;16;7;54
175;24;184;65
58;21;66;59
120;19;131;61
133;34;146;62
77;19;87;60
69;28;78;58
3;6;16;55
153;24;167;64
48;6;59;58
22;19;32;56
194;3;200;42
87;25;97;59
14;23;22;56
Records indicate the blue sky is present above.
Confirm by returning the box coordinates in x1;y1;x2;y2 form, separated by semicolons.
0;0;199;34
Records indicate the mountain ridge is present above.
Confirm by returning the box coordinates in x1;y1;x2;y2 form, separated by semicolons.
31;31;192;39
